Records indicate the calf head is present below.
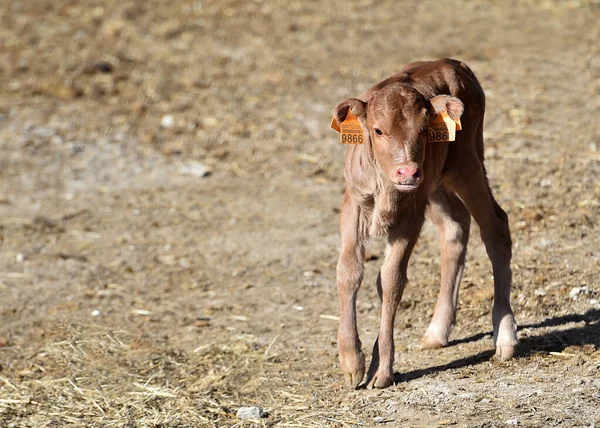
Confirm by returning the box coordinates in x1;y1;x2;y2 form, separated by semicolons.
333;84;464;191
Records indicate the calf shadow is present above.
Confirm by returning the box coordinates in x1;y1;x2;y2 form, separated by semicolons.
394;308;600;384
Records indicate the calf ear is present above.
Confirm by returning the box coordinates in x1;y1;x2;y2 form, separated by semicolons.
332;98;367;129
428;95;464;122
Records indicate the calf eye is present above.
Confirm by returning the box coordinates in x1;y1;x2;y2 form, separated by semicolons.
374;128;383;135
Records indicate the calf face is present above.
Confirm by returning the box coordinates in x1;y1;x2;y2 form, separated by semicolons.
333;84;463;191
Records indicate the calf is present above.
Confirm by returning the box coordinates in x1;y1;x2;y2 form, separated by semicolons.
331;58;517;389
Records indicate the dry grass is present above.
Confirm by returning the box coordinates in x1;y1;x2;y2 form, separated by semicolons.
3;320;598;426
1;325;210;426
0;322;357;427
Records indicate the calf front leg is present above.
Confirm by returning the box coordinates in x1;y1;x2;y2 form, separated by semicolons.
422;187;471;349
336;192;368;388
366;212;425;389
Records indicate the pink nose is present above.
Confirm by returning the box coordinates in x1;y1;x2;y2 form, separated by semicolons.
396;166;420;181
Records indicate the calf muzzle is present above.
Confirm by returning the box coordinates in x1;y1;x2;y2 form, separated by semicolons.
395;165;422;187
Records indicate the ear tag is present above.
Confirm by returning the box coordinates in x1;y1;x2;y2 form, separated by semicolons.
428;111;462;142
330;116;341;133
335;111;364;144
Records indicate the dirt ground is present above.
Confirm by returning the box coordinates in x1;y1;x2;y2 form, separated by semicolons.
1;0;599;426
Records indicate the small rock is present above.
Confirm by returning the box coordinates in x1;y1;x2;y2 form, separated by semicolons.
16;253;24;262
458;392;476;400
589;299;599;305
83;61;113;74
522;208;543;222
179;161;210;178
534;288;546;296
91;310;101;317
202;116;218;128
514;220;528;230
194;318;210;328
70;143;85;155
161;141;185;155
34;127;57;138
536;238;553;249
161;114;175;128
539;178;552;188
506;419;518;425
237;406;264;419
570;286;590;301
373;416;394;424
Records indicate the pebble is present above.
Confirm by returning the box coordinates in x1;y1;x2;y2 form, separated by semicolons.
83;61;113;74
161;114;175;128
522;208;543;222
70;143;85;155
161;141;184;155
202;116;218;127
536;238;553;249
34;127;57;138
91;310;100;317
237;406;264;419
373;416;394;424
179;161;210;177
570;286;590;300
458;392;477;400
506;419;519;425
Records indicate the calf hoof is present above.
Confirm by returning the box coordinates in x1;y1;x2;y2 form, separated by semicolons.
343;369;365;389
366;369;394;389
495;345;516;361
419;335;446;350
339;349;365;389
493;311;517;361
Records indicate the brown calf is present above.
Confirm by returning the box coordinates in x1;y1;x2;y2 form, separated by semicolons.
331;58;517;389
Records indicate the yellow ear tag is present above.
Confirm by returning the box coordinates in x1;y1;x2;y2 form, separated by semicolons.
331;111;364;144
428;111;462;142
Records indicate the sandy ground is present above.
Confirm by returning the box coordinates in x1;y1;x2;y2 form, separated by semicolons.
1;0;599;426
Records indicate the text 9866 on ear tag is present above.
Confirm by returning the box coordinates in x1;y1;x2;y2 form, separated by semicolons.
339;112;364;144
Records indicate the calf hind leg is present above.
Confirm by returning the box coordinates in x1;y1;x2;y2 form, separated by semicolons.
448;164;517;360
421;187;471;349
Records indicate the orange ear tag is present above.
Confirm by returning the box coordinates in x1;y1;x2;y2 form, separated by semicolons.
330;116;341;133
331;111;364;144
428;112;462;142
